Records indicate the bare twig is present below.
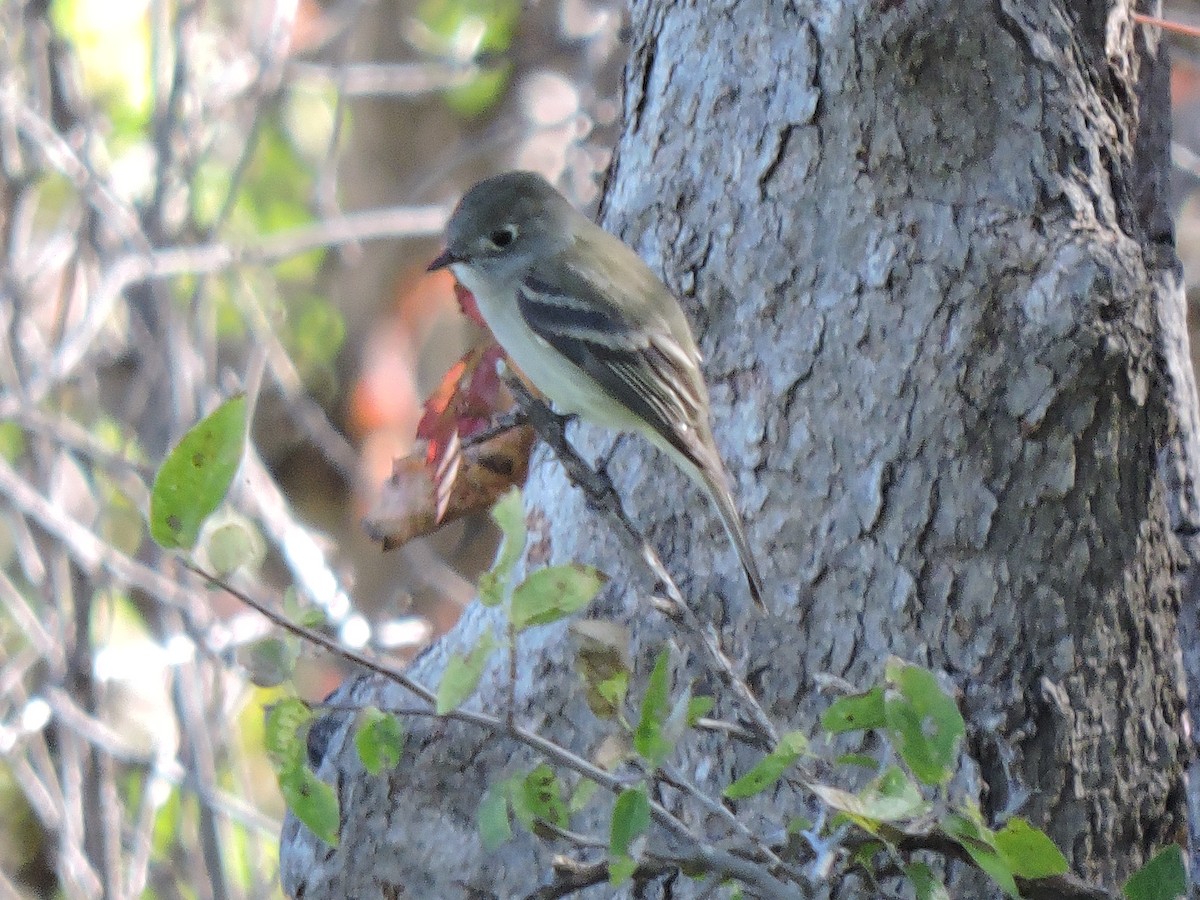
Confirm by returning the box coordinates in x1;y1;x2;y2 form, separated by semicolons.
43;687;279;834
659;764;797;879
4;203;448;404
288;61;480;97
0;456;191;610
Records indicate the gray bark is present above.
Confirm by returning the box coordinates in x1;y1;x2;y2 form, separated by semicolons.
281;1;1189;896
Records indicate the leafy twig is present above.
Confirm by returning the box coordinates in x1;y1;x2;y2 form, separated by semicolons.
499;370;779;751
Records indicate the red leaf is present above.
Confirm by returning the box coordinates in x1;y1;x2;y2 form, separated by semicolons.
416;343;511;523
455;283;486;328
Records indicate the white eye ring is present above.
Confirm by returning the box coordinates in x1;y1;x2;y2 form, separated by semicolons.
489;225;518;248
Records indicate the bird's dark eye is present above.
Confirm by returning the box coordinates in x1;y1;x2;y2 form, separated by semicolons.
490;226;517;248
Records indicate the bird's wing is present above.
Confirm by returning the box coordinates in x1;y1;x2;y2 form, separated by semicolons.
516;260;714;469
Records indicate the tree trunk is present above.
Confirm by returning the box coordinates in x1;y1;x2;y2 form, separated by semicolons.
280;1;1189;896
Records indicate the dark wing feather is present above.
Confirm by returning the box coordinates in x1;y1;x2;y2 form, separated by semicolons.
517;271;712;470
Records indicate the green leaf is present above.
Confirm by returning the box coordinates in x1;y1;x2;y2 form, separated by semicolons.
436;631;496;714
905;862;951;900
278;766;339;847
686;696;715;726
573;619;631;719
822;687;886;734
851;840;885;868
786;816;813;835
724;732;808;799
512;764;567;829
609;786;650;886
569;777;599;814
609;855;637;887
943;812;1018;899
419;0;520;117
445;64;513;117
205;519;265;576
0;421;26;462
237;636;299;688
868;766;927;819
883;661;964;786
264;698;312;771
634;648;673;765
510;564;607;630
478;488;526;607
150;396;247;549
354;708;404;775
808;767;926;829
593;672;629;719
1123;845;1188;900
994;817;1068;880
477;785;513;851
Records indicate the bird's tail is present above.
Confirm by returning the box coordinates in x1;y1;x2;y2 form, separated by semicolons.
702;468;766;612
656;434;766;611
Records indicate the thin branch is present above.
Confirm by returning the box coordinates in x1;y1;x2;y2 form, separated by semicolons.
11;103;149;251
188;565;796;895
43;687;280;835
0;456;191;610
5;203;448;404
288;61;481;97
659;764;797;879
499;371;779;750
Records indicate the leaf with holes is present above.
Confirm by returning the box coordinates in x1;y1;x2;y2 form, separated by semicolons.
150;395;247;549
883;660;964;786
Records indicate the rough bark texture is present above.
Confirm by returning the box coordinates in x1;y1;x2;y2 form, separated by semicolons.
281;1;1188;896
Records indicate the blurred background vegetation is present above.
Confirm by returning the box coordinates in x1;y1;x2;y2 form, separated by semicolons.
0;0;624;894
2;0;1199;896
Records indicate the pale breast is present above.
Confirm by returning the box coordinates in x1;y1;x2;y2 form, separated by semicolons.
450;263;640;430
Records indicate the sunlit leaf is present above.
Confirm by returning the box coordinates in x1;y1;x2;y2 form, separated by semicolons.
206;519;266;576
479;487;526;606
279;766;339;847
445;64;513;117
994;817;1067;880
150;396;247;549
810;766;927;831
51;0;152;139
724;731;808;799
568;777;599;814
435;631;496;714
264;697;312;770
418;344;510;525
0;422;26;462
510;564;606;630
